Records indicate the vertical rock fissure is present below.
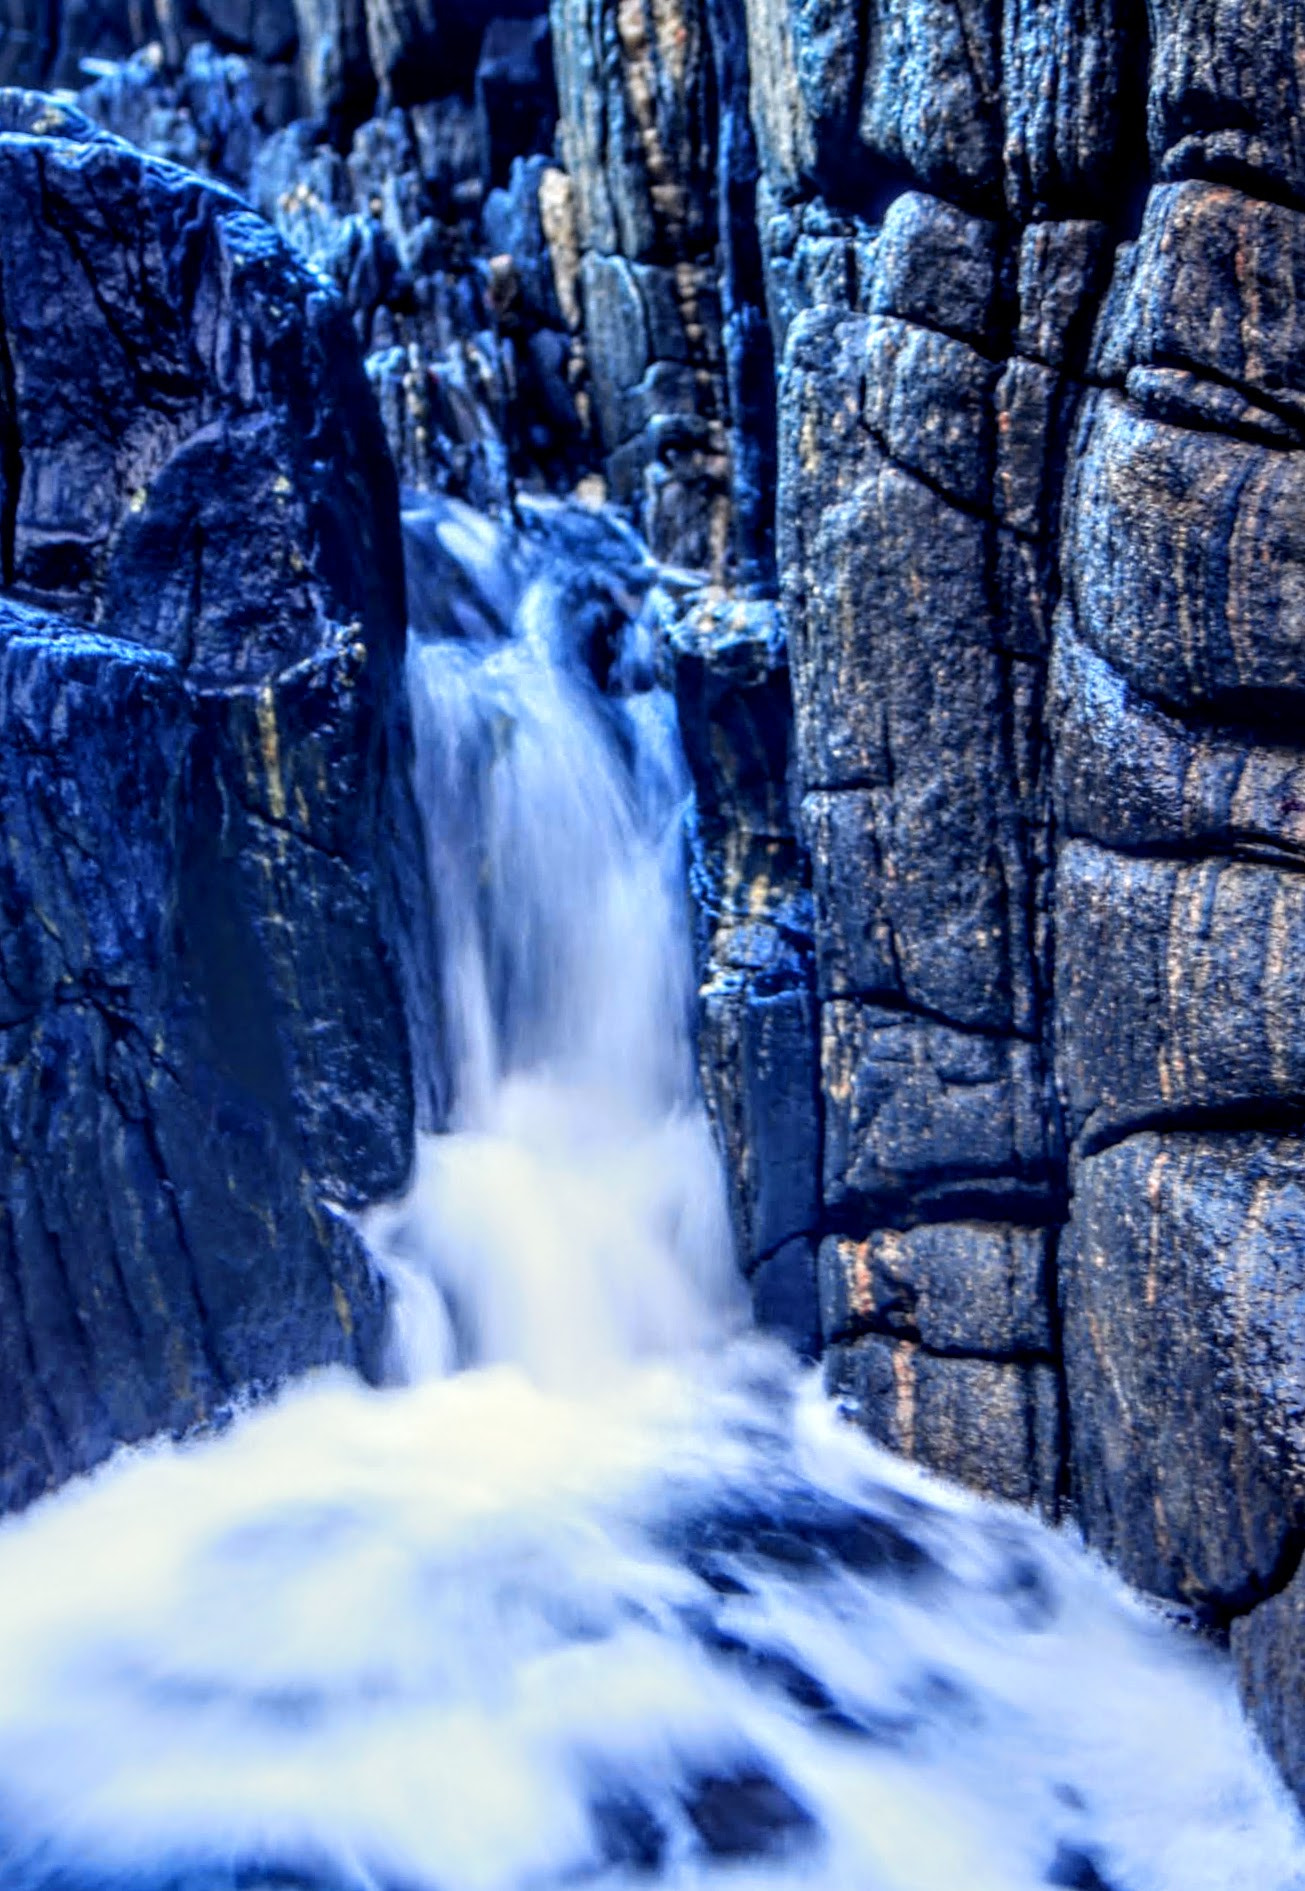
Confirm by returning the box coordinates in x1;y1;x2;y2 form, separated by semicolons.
0;242;21;589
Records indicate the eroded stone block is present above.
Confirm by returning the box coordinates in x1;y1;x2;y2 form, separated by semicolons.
822;1001;1052;1214
1062;1132;1305;1606
1056;839;1305;1145
828;1333;1061;1511
819;1223;1054;1356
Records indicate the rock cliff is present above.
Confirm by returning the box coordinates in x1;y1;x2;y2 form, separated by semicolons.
0;90;434;1508
547;0;1305;1801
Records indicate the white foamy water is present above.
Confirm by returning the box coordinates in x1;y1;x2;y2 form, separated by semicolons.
367;507;742;1388
0;497;1301;1891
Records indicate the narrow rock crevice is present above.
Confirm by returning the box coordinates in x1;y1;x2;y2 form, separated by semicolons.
0;243;21;588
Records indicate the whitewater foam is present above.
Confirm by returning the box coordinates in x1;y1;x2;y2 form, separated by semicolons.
0;1348;1300;1891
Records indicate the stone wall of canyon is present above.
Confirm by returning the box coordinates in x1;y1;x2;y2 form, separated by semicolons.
545;0;1305;1799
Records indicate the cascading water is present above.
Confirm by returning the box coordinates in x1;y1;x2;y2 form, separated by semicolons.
0;495;1301;1891
366;494;744;1388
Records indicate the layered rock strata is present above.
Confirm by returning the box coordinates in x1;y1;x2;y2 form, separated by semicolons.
551;0;1305;1799
0;92;431;1508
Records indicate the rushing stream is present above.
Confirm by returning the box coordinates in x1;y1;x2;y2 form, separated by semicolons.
0;497;1302;1891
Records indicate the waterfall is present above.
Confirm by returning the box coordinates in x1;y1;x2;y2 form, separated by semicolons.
364;493;743;1388
0;496;1300;1891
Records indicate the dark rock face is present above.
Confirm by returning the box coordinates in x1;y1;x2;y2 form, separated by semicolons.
0;93;428;1508
3;0;300;127
1061;1134;1305;1612
1235;1550;1305;1808
537;0;1305;1802
827;1339;1062;1512
0;0;160;91
664;594;819;1351
765;190;1068;1508
67;7;582;521
551;0;772;577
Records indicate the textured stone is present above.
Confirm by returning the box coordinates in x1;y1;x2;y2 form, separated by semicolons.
704;0;777;584
758;192;862;357
0;99;428;1510
780;304;1043;1058
1234;1557;1305;1809
1014;219;1112;372
1118;182;1305;425
822;1002;1053;1217
667;592;793;848
819;1224;1054;1357
79;43;268;189
828;1335;1062;1512
803;787;1025;1031
0;133;397;684
550;0;733;570
0;615;183;1025
1052;615;1305;860
867;189;1001;349
857;0;1002;208
767;81;1064;1507
750;1235;819;1358
1068;391;1305;714
741;0;866;192
361;0;441;106
1062;1133;1305;1607
1002;0;1146;221
1056;839;1305;1147
1149;0;1305;203
1125;363;1302;446
0;609;390;1514
862;316;998;510
702;978;819;1268
669;595;817;1276
994;357;1075;536
484;157;573;329
551;0;713;264
781;312;1000;789
579;250;651;449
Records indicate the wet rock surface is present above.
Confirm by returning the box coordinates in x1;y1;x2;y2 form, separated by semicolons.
1062;1132;1305;1614
0;91;425;1507
546;0;1305;1804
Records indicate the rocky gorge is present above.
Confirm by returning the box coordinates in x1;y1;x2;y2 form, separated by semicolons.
1;0;1305;1848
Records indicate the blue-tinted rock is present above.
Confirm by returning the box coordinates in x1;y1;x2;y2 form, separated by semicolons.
0;98;431;1508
